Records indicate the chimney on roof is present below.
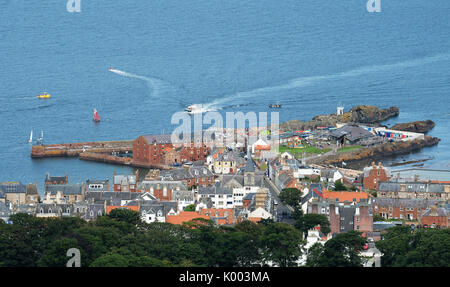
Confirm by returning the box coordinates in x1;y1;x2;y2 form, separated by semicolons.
431;202;438;216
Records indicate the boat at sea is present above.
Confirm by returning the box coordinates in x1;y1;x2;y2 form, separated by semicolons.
27;130;33;143
269;103;281;108
38;93;51;99
185;105;203;114
93;109;100;122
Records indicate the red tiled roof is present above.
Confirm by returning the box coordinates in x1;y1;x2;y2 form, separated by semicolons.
322;189;369;202
166;211;210;225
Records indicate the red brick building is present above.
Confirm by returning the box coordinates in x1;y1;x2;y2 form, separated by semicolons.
45;173;68;185
160;165;215;188
137;180;188;201
372;198;440;221
363;162;391;190
113;171;138;192
133;134;210;168
309;199;373;235
419;204;448;228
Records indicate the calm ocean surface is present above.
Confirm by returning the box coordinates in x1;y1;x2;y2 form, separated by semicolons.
1;0;449;192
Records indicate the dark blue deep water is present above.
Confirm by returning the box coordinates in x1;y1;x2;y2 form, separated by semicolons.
1;0;449;192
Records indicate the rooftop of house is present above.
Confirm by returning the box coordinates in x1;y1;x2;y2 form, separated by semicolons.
26;184;39;195
378;181;445;193
161;165;213;181
0;201;10;214
330;124;374;142
172;189;195;201
221;173;265;188
0;182;27;194
138;180;188;191
198;186;233;195
421;206;449;217
85;191;140;203
44;184;83;195
141;134;173;145
363;163;391;178
113;174;136;185
166;211;210;225
86;179;109;185
373;198;441;208
45;173;68;183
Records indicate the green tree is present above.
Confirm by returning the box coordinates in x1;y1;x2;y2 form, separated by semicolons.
295;214;330;239
376;227;450;267
37;238;82;267
305;242;325;267
107;208;141;226
308;231;366;267
260;222;304;267
90;253;130;267
279;188;303;208
184;204;196;211
334;180;347;191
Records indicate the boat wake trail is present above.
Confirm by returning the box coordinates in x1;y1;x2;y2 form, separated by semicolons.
109;68;173;97
202;52;450;110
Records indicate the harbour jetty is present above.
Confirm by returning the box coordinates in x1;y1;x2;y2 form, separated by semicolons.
31;140;133;158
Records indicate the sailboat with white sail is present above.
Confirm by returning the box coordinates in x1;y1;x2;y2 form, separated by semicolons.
27;130;33;143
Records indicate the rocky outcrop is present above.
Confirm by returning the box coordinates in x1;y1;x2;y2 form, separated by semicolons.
347;105;399;124
390;120;435;133
280;105;399;131
313;136;440;169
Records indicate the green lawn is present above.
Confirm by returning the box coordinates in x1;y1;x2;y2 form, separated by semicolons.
279;145;331;156
337;145;363;153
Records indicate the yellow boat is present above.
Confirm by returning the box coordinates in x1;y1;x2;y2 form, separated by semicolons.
38;93;51;99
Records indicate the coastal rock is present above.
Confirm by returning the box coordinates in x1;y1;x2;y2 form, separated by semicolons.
348;105;399;124
314;136;440;169
280;105;399;131
390;120;435;133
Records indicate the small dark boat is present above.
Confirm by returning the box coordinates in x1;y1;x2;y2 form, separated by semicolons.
269;103;281;108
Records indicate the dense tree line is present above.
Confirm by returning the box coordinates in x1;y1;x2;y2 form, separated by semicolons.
0;210;307;267
376;226;450;267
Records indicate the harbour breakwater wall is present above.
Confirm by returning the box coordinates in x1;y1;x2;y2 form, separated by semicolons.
310;136;440;169
31;140;173;170
31;140;134;158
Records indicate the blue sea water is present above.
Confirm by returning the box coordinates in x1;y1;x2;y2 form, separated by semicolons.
0;0;449;192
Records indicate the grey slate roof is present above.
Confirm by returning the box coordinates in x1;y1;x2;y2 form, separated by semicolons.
142;134;173;144
161;166;213;181
0;201;10;217
421;207;448;217
378;182;445;193
85;191;139;203
113;174;136;185
330;124;374;142
198;186;233;195
45;184;83;195
138;180;187;191
84;203;105;220
139;200;177;216
0;182;27;194
373;198;440;208
242;158;255;173
172;189;195;201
